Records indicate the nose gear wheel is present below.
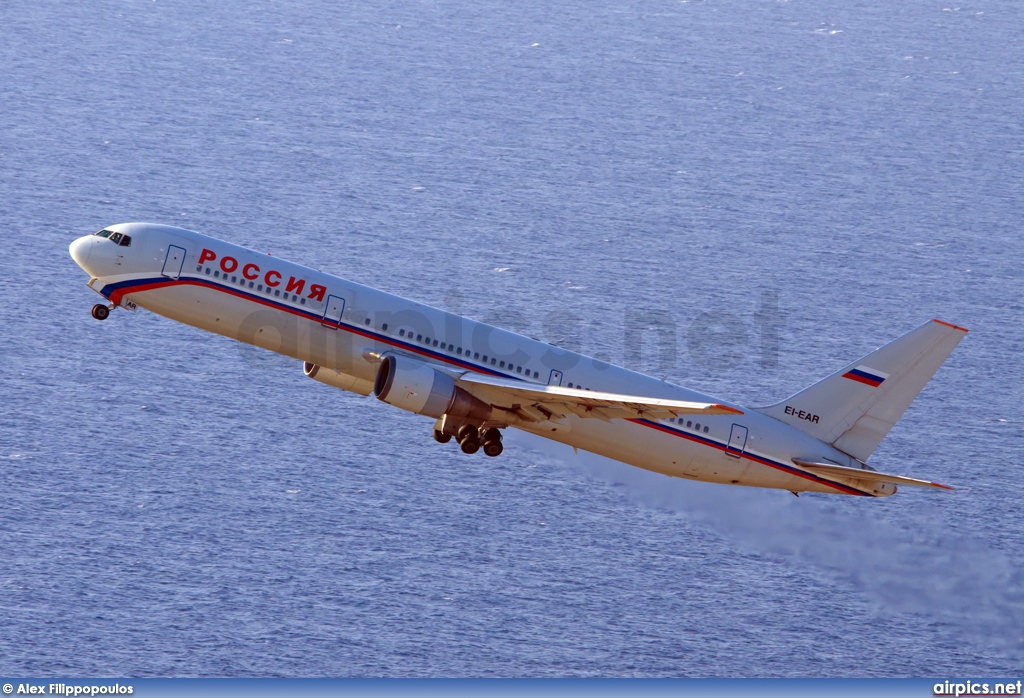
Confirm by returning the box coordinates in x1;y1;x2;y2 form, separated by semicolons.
91;304;111;321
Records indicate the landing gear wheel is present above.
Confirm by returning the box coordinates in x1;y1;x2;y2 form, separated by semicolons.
483;439;503;457
460;438;480;455
457;424;478;443
91;304;110;321
433;429;452;444
482;427;502;443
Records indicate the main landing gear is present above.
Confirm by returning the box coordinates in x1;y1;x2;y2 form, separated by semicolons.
483;438;503;458
91;303;113;321
433;424;504;458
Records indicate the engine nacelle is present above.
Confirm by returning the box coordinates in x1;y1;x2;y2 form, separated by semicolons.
303;362;374;396
374;354;491;422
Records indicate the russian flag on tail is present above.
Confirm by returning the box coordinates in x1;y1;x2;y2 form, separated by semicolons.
843;365;889;387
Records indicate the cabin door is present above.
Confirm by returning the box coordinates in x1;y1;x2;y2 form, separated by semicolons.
321;295;346;329
161;245;186;279
725;424;748;458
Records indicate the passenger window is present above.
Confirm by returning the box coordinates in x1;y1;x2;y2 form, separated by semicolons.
205;268;212;275
499;361;505;368
687;420;692;428
456;348;462;355
703;426;709;433
109;232;123;244
258;284;263;291
695;423;701;430
417;334;422;341
482;355;488;362
119;235;131;247
474;352;480;359
534;371;539;379
399;329;405;336
300;298;305;305
274;289;280;296
432;339;438;347
516;366;522;373
249;282;254;288
382;323;388;331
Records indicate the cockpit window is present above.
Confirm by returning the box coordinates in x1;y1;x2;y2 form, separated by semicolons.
95;229;113;238
109;232;123;244
118;235;131;247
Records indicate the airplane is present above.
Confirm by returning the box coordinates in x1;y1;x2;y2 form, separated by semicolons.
69;223;968;498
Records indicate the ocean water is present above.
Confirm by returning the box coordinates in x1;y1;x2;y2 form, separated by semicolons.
1;0;1023;677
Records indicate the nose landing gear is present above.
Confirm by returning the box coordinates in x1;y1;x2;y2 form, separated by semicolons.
91;303;113;321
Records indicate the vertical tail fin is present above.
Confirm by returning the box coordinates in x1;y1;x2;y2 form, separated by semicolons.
756;319;968;462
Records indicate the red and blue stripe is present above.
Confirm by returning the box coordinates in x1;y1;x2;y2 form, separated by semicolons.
105;273;878;497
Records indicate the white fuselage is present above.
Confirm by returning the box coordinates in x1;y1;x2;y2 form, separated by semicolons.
70;223;886;497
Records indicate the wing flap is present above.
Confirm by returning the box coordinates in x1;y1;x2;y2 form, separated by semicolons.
792;458;952;490
457;373;743;423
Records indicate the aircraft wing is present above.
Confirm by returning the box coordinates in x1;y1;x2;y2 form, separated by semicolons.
456;373;743;423
791;458;952;490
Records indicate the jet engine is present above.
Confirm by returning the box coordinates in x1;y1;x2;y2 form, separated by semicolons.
373;354;491;422
303;362;374;396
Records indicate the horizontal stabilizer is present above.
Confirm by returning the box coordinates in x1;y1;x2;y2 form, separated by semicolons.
792;458;952;490
457;373;743;423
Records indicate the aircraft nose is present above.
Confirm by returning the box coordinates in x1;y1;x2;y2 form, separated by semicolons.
69;235;93;271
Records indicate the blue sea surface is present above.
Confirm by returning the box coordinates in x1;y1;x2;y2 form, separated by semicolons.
1;0;1022;677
